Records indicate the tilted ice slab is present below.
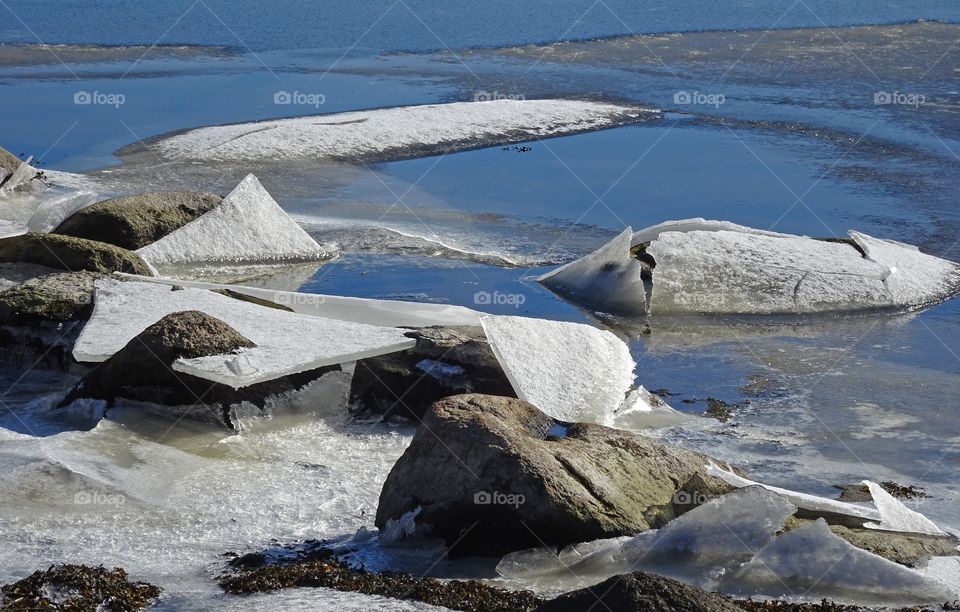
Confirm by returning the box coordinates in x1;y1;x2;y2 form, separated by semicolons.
137;174;328;267
480;314;636;424
726;519;953;603
0;156;36;195
117;273;483;328
862;480;947;536
151;99;654;163
539;218;960;315
73;279;414;388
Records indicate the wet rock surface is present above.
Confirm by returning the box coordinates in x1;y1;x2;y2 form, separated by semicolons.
52;191;223;250
0;233;153;276
375;393;735;556
0;564;161;611
537;572;744;612
350;325;515;421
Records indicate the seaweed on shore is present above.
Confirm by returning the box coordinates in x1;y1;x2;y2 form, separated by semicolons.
0;564;161;611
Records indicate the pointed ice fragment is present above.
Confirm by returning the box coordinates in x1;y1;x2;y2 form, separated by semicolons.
862;480;947;536
136;174;327;267
0;157;37;194
479;314;636;424
73;279;415;388
727;518;952;603
538;227;647;314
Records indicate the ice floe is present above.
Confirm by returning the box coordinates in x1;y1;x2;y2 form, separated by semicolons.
151;99;655;163
72;279;415;388
136;174;327;268
539;218;960;315
479;314;636;424
862;480;947;536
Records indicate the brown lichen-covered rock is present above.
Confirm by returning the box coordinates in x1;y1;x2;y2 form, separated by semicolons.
375;393;736;556
350;325;515;421
0;563;161;611
0;233;153;276
537;572;745;612
53;191;222;250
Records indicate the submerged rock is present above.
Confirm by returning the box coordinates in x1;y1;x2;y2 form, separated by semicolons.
52;191;223;250
375;393;735;556
536;572;744;612
0;233;153;276
59;310;336;427
0;271;104;369
0;563;161;611
349;325;515;420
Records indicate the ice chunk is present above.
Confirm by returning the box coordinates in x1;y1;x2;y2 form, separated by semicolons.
153;99;654;162
0;220;27;239
630;217;786;246
636;486;796;568
706;463;881;523
0;157;36;194
73;279;415;388
480;314;635;424
727;518;953;603
26;190;102;233
538;227;647;314
862;480;947;536
117;273;483;327
613;386;690;430
136;174;328;267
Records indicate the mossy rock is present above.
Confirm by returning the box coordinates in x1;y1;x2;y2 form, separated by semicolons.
0;271;103;325
53;191;222;250
0;233;153;276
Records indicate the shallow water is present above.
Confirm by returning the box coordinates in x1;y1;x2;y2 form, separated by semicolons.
1;8;960;609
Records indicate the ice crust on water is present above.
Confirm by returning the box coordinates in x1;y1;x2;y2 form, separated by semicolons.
154;99;653;162
117;273;483;327
72;279;415;388
727;518;953;603
137;174;328;267
480;314;636;424
538;227;648;313
862;480;948;536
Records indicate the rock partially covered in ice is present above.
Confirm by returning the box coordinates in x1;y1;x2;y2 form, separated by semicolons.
536;572;744;612
480;314;637;425
53;191;223;250
861;480;948;536
375;393;736;556
0;146;38;194
349;325;515;420
0;233;154;276
725;519;953;604
540;218;960;315
136;174;327;268
0;145;23;185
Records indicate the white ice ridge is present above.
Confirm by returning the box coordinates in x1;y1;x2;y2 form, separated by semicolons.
862;480;948;536
480;314;636;424
538;217;960;315
137;174;328;267
116;273;483;328
153;99;654;162
73;279;415;388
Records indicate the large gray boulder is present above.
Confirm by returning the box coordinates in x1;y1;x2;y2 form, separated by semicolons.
350;325;515;421
59;310;336;428
0;233;154;276
375;394;735;556
537;572;744;612
53;191;222;250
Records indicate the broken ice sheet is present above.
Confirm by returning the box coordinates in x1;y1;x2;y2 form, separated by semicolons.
862;480;947;536
73;279;415;388
137;174;328;268
479;314;636;424
725;518;953;604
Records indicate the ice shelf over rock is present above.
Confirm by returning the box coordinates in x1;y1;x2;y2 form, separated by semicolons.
479;314;636;424
151;99;655;163
136;174;328;267
72;279;414;388
539;218;960;315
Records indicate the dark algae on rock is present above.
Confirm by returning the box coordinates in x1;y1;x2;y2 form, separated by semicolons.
0;564;161;611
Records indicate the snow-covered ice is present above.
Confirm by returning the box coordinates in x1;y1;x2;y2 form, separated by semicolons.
72;279;415;388
136;174;328;267
862;480;948;536
152;99;655;162
479;314;636;424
